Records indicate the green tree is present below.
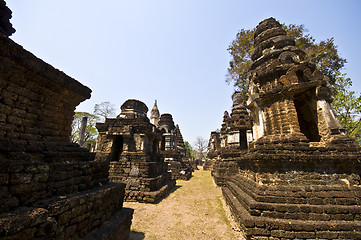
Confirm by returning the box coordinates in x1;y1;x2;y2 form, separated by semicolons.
332;74;361;142
227;23;347;97
71;112;100;148
184;141;196;158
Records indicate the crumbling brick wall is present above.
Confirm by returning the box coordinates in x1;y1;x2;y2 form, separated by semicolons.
0;6;133;238
0;35;91;159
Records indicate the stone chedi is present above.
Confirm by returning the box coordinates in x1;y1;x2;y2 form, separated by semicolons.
175;124;194;172
0;2;133;238
95;99;176;203
158;113;192;180
222;18;361;239
212;91;252;186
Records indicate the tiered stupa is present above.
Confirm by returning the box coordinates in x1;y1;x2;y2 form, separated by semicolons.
204;131;221;171
222;17;361;239
95;99;175;203
158;114;192;180
212;91;252;186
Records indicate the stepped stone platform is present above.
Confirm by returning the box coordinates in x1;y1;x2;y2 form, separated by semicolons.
0;3;133;238
224;140;361;239
222;17;361;239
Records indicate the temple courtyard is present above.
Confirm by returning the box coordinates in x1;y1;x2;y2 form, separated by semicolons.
125;168;245;240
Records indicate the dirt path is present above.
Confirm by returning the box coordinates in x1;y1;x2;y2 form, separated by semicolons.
124;169;245;240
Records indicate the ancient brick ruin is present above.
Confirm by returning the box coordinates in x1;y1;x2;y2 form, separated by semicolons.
95;99;176;203
158;113;192;180
0;2;133;239
203;131;221;171
212;91;252;186
222;17;361;239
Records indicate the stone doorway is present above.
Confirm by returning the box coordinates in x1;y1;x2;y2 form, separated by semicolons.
111;135;124;161
240;130;247;149
294;89;321;142
161;136;166;150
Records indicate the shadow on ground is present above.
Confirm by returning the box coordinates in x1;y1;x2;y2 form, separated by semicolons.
128;231;145;240
153;184;182;204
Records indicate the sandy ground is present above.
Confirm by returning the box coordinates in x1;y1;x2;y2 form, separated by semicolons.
124;168;246;240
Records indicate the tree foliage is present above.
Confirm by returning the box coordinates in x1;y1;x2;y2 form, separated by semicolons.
71;102;116;149
332;74;361;142
227;23;347;95
193;136;208;160
184;141;195;158
94;101;116;122
71;112;100;148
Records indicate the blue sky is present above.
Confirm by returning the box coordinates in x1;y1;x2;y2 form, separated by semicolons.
6;0;361;146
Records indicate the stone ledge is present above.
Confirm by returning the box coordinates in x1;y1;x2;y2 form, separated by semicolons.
0;183;128;239
125;180;176;203
85;208;133;240
222;187;361;239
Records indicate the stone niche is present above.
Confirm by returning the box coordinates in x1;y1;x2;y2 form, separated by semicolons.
158;113;192;180
222;17;361;239
0;2;133;238
212;91;252;186
95;99;176;203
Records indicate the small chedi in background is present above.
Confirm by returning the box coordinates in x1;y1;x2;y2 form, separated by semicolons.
203;131;221;171
150;100;193;178
211;91;252;186
0;0;133;238
95;99;180;203
157;112;192;180
222;17;361;239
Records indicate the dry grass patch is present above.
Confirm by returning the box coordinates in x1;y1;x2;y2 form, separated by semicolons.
125;169;245;240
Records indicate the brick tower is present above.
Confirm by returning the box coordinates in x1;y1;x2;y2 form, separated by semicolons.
223;18;361;239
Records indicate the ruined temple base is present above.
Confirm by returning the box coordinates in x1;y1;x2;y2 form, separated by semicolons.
203;159;216;171
125;180;176;203
211;160;238;187
167;161;192;180
86;208;133;240
222;135;361;239
223;172;361;239
0;183;133;240
109;155;177;203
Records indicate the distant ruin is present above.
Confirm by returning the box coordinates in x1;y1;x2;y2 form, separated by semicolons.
211;91;252;186
222;17;361;239
203;131;220;171
94;100;192;203
95;99;176;203
157;113;192;180
0;1;133;238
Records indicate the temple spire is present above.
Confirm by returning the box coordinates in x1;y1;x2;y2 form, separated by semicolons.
150;99;160;126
